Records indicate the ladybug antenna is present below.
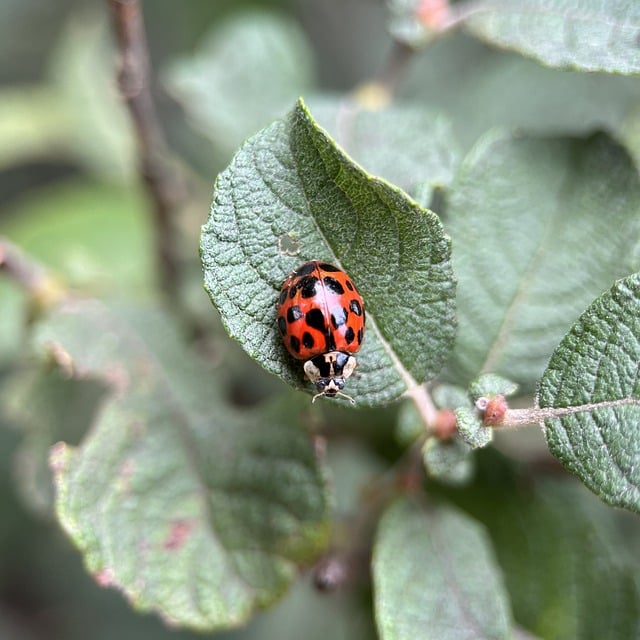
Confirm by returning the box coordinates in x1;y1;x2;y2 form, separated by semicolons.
312;390;355;405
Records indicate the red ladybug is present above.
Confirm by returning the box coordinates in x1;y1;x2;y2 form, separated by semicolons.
276;261;365;402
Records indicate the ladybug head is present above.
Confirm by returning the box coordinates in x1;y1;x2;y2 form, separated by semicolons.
303;351;357;404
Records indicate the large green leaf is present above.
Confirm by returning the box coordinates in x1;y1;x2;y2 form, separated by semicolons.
201;99;456;406
34;300;329;631
447;131;640;387
165;11;314;155
464;0;640;74
373;498;512;640
447;454;640;639
538;273;640;513
3;366;106;517
1;181;153;295
402;33;640;150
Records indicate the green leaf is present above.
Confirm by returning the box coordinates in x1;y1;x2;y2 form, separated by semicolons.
469;373;518;401
165;11;314;154
464;0;640;74
3;366;106;517
455;406;493;448
538;273;640;513
422;438;474;486
310;98;460;206
402;34;640;150
35;300;329;631
0;87;68;171
431;383;470;410
201;99;456;406
1;181;152;295
49;10;136;180
373;498;512;640
449;455;640;639
447;131;640;387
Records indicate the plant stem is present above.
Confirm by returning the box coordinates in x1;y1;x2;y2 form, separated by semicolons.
499;397;640;428
374;40;417;99
0;237;65;307
107;0;183;301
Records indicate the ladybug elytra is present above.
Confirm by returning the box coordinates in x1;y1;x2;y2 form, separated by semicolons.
276;261;366;403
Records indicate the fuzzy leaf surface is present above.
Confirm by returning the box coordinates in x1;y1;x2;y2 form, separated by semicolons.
35;300;329;631
464;0;640;74
538;273;640;513
201;99;456;406
447;131;640;387
373;499;512;640
309;98;460;206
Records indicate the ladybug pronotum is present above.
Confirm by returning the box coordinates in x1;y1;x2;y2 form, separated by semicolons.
276;261;366;403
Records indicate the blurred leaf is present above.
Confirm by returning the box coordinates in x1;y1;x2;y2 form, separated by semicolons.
48;10;136;180
201;99;456;406
0;87;69;171
422;437;474;486
0;282;25;363
1;181;153;295
396;401;424;444
402;34;640;149
464;0;640;74
468;373;518;401
309;97;460;206
447;131;640;387
373;498;512;640
33;300;329;631
0;10;135;178
431;383;470;410
450;456;640;640
165;11;314;155
3;366;106;517
538;273;640;513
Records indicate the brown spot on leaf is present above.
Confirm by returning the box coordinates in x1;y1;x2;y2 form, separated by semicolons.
163;520;194;551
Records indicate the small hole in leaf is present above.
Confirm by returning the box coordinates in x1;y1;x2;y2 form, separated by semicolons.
277;232;301;256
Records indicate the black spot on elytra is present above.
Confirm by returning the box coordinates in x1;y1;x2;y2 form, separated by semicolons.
302;332;315;349
330;306;348;328
300;276;319;298
290;335;301;354
345;280;354;291
323;276;345;295
344;326;355;344
294;262;316;277
278;288;288;305
319;263;340;272
349;299;362;316
305;308;326;332
357;327;364;345
287;305;303;323
278;316;287;335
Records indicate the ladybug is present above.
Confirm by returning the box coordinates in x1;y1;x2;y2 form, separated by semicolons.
276;261;365;403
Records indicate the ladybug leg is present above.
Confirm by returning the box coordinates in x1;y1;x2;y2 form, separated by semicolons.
311;389;355;405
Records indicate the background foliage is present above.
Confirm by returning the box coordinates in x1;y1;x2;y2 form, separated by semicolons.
1;1;639;639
